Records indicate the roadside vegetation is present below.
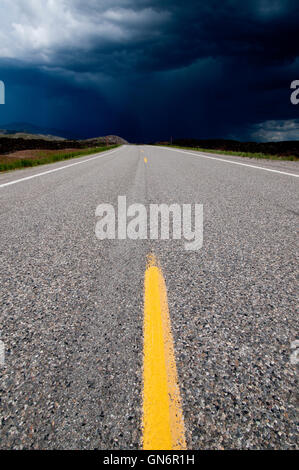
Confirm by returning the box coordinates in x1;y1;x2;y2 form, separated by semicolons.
0;145;120;172
159;145;298;161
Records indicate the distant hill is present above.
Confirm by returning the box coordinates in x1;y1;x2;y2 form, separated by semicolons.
0;122;69;140
0;132;66;141
0;132;128;155
0;123;129;146
80;135;128;146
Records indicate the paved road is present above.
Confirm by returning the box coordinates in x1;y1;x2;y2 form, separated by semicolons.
0;145;298;449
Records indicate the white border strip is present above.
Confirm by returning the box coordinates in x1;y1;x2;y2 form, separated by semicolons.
153;146;299;178
0;147;122;189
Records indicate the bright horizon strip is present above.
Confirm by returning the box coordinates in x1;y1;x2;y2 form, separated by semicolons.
143;254;186;450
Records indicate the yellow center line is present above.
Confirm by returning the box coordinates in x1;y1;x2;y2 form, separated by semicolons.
144;157;148;163
142;254;186;450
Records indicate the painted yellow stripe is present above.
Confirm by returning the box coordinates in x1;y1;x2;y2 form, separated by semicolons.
142;254;186;450
144;157;148;163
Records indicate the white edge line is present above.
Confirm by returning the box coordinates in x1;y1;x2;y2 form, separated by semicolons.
0;146;123;189
152;146;299;178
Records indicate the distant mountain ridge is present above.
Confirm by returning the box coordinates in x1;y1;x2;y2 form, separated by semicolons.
0;123;128;154
0;132;66;141
0;122;69;140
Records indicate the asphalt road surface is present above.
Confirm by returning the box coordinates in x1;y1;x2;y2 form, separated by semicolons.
0;145;298;450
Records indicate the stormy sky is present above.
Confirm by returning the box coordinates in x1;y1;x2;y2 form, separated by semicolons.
0;0;298;142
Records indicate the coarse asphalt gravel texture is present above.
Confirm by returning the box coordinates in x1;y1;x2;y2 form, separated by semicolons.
0;145;298;449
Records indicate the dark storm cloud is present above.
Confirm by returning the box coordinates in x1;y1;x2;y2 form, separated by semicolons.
0;0;298;141
28;0;299;75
